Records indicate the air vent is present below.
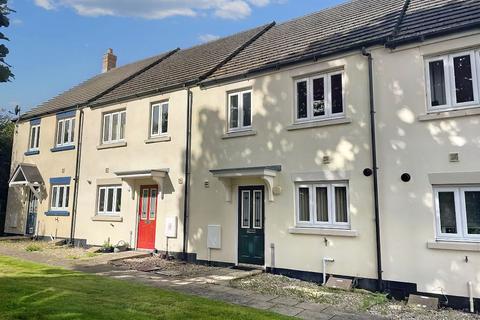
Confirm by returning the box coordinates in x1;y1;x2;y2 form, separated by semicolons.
449;153;459;163
323;156;331;165
204;180;210;188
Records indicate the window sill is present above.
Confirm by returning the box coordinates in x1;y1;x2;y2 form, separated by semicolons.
51;145;75;153
222;130;257;139
286;118;352;131
427;240;480;252
24;150;40;156
91;215;123;222
288;227;358;237
418;107;480;121
97;141;127;150
145;136;171;144
44;211;70;217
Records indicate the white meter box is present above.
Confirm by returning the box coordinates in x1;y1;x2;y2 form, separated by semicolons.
165;216;178;238
207;225;221;249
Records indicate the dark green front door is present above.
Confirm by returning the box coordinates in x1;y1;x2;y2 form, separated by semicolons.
238;186;265;265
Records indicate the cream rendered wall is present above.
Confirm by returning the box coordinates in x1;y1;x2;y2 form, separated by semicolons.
5;112;78;238
75;90;187;252
373;32;480;298
189;53;379;279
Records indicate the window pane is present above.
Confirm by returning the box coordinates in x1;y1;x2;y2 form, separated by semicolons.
149;189;157;219
152;105;159;135
98;188;105;213
116;188;122;213
465;191;480;235
254;191;262;228
65;186;70;208
57;121;63;145
243;92;251;127
141;189;148;219
58;186;64;208
30;127;36;149
162;104;168;133
35;127;40;149
103;115;110;142
111;113;119;141
51;186;58;208
315;187;328;222
331;74;343;114
63;119;70;144
229;95;239;129
453;55;474;104
242;191;250;228
438;192;457;234
313;78;325;117
70;119;75;143
429;60;447;107
298;187;310;222
107;188;114;212
120;112;126;139
297;81;308;119
335;187;348;223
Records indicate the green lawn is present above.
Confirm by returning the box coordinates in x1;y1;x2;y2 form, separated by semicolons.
0;255;289;320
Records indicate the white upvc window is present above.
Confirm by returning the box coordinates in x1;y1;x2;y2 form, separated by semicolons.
150;102;169;137
56;118;75;147
50;185;70;211
102;110;126;144
227;89;252;132
295;70;344;123
29;124;40;151
425;50;479;112
97;186;122;215
295;182;349;229
434;186;480;241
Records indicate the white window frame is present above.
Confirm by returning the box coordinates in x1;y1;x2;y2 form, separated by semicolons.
29;124;40;151
227;89;252;132
253;190;263;229
295;182;350;229
50;185;70;211
97;185;122;215
56;118;75;147
241;190;251;228
102;110;126;144
434;186;480;242
294;70;345;123
150;102;169;137
425;50;479;112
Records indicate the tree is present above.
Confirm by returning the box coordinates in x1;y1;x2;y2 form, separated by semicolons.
0;110;14;233
0;0;13;82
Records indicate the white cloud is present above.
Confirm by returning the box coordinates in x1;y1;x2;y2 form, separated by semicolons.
198;34;220;43
33;0;283;20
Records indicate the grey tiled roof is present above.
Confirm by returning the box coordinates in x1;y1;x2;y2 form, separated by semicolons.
22;50;177;119
206;0;406;82
389;0;480;45
93;24;272;106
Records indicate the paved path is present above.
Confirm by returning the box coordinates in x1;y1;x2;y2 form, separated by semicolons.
0;246;383;320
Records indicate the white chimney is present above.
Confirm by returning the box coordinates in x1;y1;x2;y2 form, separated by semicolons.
102;48;117;73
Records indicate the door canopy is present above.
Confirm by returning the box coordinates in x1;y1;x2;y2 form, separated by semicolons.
115;169;169;200
8;163;44;199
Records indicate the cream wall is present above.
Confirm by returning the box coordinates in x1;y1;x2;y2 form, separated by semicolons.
189;53;379;279
374;31;480;298
74;90;187;252
5;112;78;239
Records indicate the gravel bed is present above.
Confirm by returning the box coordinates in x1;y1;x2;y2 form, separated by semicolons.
0;239;98;260
231;273;480;320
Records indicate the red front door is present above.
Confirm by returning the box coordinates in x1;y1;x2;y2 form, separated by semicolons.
137;186;158;250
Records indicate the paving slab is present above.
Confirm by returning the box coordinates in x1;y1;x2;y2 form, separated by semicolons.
296;302;331;312
270;296;301;306
297;309;335;320
269;304;304;317
242;300;276;310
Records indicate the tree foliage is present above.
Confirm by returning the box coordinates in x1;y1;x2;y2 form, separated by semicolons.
0;0;13;82
0;111;14;220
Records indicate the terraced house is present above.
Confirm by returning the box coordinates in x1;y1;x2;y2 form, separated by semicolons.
5;0;480;311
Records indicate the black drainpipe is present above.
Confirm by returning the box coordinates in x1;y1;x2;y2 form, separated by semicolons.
182;87;193;260
362;47;383;291
69;107;84;246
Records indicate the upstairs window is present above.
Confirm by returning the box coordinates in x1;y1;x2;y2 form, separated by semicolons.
426;51;479;111
102;110;126;144
56;118;75;147
150;102;169;137
97;186;122;215
51;185;70;211
228;89;252;132
434;186;480;241
295;182;349;229
295;71;344;123
29;124;40;151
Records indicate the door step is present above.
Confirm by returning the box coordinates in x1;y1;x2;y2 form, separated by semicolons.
232;263;264;271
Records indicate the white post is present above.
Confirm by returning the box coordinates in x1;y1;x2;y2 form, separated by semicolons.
323;257;335;285
468;281;475;313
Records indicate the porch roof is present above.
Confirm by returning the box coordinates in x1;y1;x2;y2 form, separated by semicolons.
8;163;44;187
114;168;169;180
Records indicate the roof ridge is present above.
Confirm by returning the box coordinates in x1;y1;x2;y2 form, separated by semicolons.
197;22;276;83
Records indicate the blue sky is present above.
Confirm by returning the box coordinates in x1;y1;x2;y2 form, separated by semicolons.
1;0;346;113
